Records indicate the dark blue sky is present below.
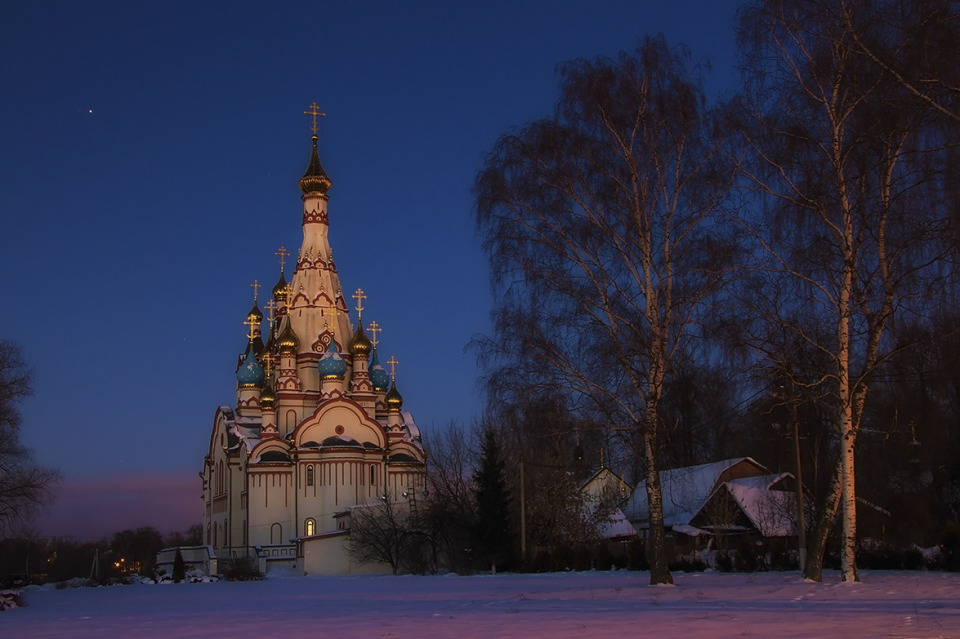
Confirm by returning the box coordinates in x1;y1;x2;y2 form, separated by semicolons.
0;0;741;537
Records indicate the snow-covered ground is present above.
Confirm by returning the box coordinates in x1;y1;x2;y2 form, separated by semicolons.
3;570;958;638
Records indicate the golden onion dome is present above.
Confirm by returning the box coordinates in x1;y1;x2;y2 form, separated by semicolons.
259;383;277;410
385;381;403;410
276;320;300;354
298;135;332;195
247;303;263;324
272;273;288;303
349;324;372;357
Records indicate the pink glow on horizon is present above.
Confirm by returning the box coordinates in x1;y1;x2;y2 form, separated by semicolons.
32;469;201;540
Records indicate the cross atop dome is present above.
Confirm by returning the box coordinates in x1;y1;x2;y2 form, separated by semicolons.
303;101;326;137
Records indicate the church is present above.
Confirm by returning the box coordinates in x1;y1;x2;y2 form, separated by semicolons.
200;106;427;575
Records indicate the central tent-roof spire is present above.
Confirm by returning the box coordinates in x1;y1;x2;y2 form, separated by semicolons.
299;102;331;195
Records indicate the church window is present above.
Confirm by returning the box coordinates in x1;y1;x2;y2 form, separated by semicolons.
306;465;314;487
370;465;376;487
305;518;316;536
270;523;282;544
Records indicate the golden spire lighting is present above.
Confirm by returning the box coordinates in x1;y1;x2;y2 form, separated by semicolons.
250;279;261;303
387;355;399;382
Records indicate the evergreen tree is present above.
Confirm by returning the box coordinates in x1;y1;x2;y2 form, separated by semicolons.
472;427;514;572
172;548;186;583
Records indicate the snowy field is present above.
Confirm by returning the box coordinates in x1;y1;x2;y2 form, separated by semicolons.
3;570;959;638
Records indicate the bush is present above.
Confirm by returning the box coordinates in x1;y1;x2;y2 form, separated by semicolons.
220;556;262;581
625;539;649;572
734;540;766;573
715;549;733;572
670;555;707;573
939;523;960;571
767;548;798;571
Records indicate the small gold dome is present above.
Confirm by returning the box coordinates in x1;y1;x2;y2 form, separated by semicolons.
385;382;403;410
260;383;277;410
349;325;372;357
276;320;300;354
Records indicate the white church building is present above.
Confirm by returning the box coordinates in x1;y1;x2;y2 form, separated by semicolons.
200;107;426;575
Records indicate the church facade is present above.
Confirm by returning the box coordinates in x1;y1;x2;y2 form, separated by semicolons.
201;112;426;575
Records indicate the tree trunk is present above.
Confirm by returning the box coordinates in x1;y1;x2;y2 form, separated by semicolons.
839;424;859;581
803;456;842;581
643;418;673;586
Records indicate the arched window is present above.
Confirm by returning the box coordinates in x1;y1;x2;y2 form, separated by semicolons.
305;518;316;536
370;465;376;487
270;523;282;544
306;465;314;487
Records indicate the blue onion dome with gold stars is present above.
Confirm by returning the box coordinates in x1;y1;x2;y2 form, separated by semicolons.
385;381;403;410
318;341;348;379
236;350;265;387
370;351;390;391
276;318;299;354
259;382;277;410
349;324;372;357
298;135;332;195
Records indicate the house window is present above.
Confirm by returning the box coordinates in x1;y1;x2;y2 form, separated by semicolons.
305;518;316;536
306;465;314;487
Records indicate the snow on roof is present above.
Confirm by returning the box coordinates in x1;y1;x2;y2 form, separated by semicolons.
623;458;766;527
720;473;797;537
595;508;638;540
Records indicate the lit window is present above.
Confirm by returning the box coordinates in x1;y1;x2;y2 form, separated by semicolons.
305;518;316;536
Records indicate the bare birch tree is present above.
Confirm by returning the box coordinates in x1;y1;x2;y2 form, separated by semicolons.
474;36;737;585
734;0;951;581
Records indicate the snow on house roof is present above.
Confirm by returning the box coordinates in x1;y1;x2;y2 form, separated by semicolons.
623;458;768;528
719;473;797;537
595;508;638;540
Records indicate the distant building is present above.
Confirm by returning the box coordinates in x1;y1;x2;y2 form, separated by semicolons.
584;458;800;554
200;110;426;575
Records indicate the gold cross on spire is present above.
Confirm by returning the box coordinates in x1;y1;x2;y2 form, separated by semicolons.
325;304;340;337
275;246;289;274
367;321;381;349
261;350;276;379
386;355;399;381
264;298;277;331
250;279;261;303
244;315;259;342
352;288;367;322
304;101;326;136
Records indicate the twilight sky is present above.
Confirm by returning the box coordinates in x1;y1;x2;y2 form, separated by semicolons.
0;0;741;539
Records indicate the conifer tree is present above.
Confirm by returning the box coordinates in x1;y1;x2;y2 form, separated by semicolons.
172;548;186;583
472;427;514;572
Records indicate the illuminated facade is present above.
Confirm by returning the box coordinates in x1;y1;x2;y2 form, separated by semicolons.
201;107;426;574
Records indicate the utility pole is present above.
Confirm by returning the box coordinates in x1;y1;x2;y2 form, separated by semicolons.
519;457;526;564
791;383;807;571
